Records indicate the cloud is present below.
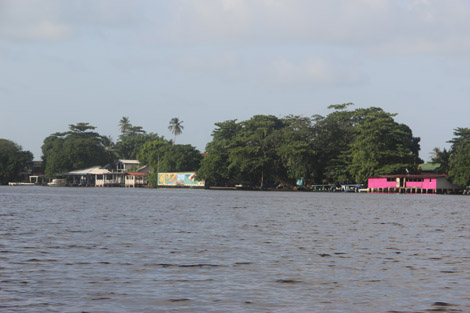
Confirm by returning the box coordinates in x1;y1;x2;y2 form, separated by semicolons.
0;0;142;42
173;52;239;72
0;0;71;41
171;51;244;81
2;0;470;56
161;0;470;55
268;57;364;87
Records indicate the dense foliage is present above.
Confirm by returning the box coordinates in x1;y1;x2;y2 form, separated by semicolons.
448;128;470;187
41;123;115;178
0;139;33;184
115;117;159;159
197;104;422;187
138;138;202;186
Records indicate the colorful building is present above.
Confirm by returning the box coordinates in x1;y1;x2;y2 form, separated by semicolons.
368;174;462;194
158;172;204;188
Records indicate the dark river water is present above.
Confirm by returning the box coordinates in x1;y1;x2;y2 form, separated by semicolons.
1;186;469;313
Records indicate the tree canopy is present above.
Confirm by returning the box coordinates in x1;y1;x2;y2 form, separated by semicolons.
115;117;159;159
138;138;202;186
448;127;470;187
0;139;33;184
41;123;115;178
197;105;422;187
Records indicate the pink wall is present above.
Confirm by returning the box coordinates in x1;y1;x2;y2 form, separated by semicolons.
406;178;436;190
368;178;396;189
368;177;438;190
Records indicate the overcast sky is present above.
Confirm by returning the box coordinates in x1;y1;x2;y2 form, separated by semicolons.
1;0;470;160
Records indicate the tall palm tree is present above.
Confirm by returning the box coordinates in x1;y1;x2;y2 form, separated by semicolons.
168;117;184;143
119;117;131;133
429;147;441;162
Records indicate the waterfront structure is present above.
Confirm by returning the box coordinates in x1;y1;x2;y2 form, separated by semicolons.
125;166;150;188
63;161;142;187
28;161;47;185
63;166;114;186
368;174;462;194
95;171;125;187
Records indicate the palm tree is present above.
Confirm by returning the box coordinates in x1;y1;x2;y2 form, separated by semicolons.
119;117;131;133
429;147;442;162
168;117;184;143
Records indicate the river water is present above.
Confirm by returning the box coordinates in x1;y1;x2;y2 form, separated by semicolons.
1;186;469;313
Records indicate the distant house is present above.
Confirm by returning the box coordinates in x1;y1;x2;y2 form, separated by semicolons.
61;160;144;187
116;160;140;173
64;166;123;187
368;174;462;194
28;161;47;184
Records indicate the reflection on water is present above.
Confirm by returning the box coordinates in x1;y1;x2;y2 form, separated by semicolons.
1;187;469;312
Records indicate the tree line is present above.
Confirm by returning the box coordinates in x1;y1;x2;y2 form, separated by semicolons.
197;104;421;187
2;104;470;187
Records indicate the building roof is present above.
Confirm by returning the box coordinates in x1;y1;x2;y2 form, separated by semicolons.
127;172;148;176
419;162;441;172
371;174;448;179
65;166;112;176
118;159;140;164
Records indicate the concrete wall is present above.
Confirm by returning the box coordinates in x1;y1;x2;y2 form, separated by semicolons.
368;178;396;189
406;178;436;190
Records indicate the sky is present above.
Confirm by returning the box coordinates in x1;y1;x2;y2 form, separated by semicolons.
1;0;470;161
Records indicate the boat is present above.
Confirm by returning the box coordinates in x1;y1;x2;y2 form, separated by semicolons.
48;179;66;187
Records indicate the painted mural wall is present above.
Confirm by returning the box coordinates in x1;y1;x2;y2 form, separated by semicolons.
158;172;205;187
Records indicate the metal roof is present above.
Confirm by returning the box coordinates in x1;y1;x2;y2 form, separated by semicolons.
65;166;112;176
371;174;448;179
118;159;140;164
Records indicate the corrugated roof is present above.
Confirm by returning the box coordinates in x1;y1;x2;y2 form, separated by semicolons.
419;163;441;172
66;166;111;175
371;174;448;179
127;172;148;176
118;159;140;164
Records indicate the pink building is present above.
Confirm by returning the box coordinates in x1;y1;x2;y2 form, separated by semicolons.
368;174;462;194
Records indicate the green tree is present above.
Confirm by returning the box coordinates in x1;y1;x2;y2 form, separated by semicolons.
197;105;421;187
276;115;317;185
138;139;202;186
137;138;171;173
115;118;158;159
119;116;131;133
168;117;184;143
0;139;33;184
196;120;242;186
160;145;202;172
228;115;284;187
346;109;421;183
448;127;470;186
311;104;357;183
41;123;115;178
430;147;450;174
310;105;420;184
